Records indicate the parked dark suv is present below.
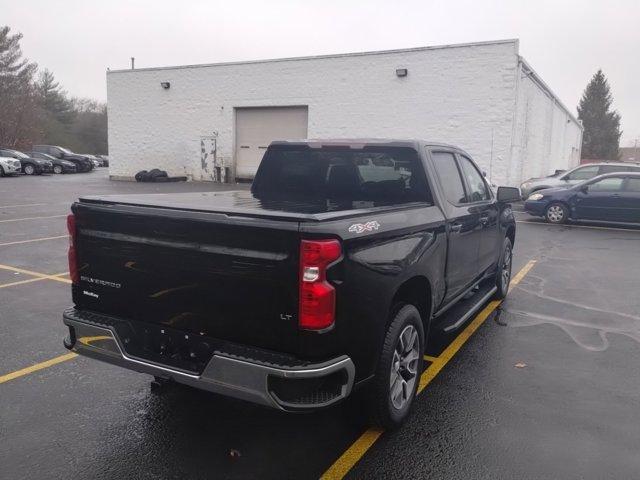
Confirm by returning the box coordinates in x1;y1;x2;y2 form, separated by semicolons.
0;148;53;175
32;145;94;172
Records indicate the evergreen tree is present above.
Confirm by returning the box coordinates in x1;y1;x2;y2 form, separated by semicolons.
577;70;622;160
37;69;75;146
0;26;39;148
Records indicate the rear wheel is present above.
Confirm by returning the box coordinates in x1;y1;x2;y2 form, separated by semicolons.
0;165;4;177
24;164;35;175
53;165;63;174
494;237;513;299
545;202;568;224
366;304;424;429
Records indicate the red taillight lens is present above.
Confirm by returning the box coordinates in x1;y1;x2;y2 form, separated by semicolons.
299;239;341;330
67;214;79;284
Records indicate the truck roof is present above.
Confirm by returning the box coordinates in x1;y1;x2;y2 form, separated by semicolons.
269;139;460;150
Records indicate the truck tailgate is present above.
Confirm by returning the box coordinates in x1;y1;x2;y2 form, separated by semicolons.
72;200;301;359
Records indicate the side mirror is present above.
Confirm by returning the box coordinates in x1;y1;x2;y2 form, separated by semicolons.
580;185;589;194
497;186;521;202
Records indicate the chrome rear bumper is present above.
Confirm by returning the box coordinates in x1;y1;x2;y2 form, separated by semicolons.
63;309;355;411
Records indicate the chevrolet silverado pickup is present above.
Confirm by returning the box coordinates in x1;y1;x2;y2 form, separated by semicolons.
63;139;519;428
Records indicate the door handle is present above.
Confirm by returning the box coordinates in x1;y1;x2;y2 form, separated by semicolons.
611;193;621;198
450;223;462;233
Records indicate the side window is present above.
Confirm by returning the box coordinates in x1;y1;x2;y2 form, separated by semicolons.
599;165;630;174
432;152;466;205
458;155;490;202
588;177;624;192
625;178;640;192
564;165;599;181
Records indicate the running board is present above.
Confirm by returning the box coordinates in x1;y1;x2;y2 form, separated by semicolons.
439;285;498;333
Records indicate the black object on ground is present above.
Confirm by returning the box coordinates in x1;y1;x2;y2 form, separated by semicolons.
135;169;187;182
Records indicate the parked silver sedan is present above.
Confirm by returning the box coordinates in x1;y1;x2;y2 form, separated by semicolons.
520;162;640;199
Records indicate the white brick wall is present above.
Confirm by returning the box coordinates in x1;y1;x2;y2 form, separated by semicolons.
509;62;583;184
106;39;581;186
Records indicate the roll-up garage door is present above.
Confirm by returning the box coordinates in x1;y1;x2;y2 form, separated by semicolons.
235;106;308;179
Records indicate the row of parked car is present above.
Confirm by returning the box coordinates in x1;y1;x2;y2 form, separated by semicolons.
520;161;640;225
0;145;109;176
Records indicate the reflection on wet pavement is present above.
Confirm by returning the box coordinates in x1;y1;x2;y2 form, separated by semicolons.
501;245;640;352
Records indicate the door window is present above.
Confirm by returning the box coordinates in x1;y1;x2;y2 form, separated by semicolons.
458;156;491;202
432;152;466;205
588;177;624;192
599;165;630;174
564;165;599;181
625;178;640;192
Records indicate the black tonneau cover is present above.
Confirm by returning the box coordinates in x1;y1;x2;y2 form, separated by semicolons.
79;190;426;222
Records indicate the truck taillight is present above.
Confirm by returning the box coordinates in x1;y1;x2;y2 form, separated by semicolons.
299;239;341;330
67;214;79;284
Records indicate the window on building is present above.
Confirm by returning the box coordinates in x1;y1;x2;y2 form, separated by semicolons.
432;152;467;204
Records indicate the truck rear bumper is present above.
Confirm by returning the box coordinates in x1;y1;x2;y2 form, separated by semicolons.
63;308;355;411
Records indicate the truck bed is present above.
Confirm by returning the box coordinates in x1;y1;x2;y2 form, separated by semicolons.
79;190;426;222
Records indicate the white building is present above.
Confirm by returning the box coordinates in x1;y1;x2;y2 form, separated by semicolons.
106;39;582;186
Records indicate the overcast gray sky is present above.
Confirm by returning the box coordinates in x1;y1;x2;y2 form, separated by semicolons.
4;0;639;145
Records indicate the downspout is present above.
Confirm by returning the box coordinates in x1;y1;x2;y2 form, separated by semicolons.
507;55;523;186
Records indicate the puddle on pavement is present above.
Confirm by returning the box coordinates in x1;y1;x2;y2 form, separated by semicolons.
499;276;640;352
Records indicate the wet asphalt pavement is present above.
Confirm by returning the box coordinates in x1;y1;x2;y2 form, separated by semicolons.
1;170;639;479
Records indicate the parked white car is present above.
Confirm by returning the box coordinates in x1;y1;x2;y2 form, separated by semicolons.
0;155;22;176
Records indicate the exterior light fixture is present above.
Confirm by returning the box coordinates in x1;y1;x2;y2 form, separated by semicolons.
395;68;408;77
160;82;171;89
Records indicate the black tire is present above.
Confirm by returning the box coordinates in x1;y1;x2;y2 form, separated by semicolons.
53;165;63;174
366;304;424;429
0;165;4;177
494;237;513;300
24;164;35;175
545;202;568;224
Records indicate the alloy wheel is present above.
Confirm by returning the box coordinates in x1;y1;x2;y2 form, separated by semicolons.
24;165;35;175
502;244;512;288
547;205;564;223
389;324;420;410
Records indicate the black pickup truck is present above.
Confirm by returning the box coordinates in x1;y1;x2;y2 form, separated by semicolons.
63;139;518;428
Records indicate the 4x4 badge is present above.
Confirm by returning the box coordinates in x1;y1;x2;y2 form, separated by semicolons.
348;221;380;234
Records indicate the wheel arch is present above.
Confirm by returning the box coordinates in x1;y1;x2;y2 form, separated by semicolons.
505;225;516;247
390;276;433;331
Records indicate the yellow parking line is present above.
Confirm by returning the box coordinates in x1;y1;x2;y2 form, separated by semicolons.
0;214;67;223
0;235;69;247
0;271;69;289
0;264;72;284
0;353;78;385
511;260;536;285
423;355;439;362
320;429;384;480
320;259;537;480
0;336;108;385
